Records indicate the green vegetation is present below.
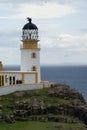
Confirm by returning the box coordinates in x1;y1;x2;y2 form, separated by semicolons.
0;121;86;130
0;84;87;130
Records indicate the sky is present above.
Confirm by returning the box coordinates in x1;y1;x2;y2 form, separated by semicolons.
0;0;87;66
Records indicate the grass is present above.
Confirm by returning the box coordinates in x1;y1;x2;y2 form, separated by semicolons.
0;88;69;108
0;121;86;130
0;86;87;130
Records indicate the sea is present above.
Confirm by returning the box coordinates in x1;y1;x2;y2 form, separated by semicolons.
3;65;87;101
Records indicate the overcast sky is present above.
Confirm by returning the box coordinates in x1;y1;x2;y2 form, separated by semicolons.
0;0;87;65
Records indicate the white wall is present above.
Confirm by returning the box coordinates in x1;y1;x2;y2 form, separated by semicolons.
24;74;36;84
21;49;41;82
0;72;37;86
0;83;51;96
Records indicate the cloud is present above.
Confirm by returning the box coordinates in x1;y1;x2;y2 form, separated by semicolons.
58;34;87;50
0;2;76;19
0;0;86;65
0;29;20;48
0;16;9;19
19;3;76;19
40;33;87;51
0;0;87;4
0;47;20;65
41;47;87;65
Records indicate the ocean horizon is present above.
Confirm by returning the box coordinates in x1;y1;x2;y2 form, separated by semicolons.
3;65;87;101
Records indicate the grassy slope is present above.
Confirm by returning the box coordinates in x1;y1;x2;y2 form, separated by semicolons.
0;121;86;130
0;85;87;130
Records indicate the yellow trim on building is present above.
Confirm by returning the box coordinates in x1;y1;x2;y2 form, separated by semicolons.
20;40;40;50
35;72;38;83
0;71;39;85
0;62;3;71
22;73;24;84
20;48;40;51
0;71;37;74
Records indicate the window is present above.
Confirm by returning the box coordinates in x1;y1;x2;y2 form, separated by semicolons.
31;53;36;58
16;80;22;84
9;76;12;85
32;66;36;71
13;76;15;84
2;75;4;86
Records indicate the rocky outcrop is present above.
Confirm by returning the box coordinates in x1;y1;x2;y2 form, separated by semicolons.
8;100;87;124
48;84;85;103
0;84;87;125
13;91;40;98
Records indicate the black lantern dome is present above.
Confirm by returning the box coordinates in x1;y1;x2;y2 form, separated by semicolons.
23;18;38;30
22;18;38;41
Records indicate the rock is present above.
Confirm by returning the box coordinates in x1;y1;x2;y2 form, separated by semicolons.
47;85;85;104
4;115;15;123
0;112;4;122
70;99;84;106
1;83;87;126
24;91;33;97
14;102;29;110
47;90;55;96
14;110;28;117
15;117;28;121
13;92;25;98
24;91;40;97
0;105;3;109
32;99;39;108
34;91;40;96
0;97;3;101
7;105;14;109
10;96;87;125
40;117;48;122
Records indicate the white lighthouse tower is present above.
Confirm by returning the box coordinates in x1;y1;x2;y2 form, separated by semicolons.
20;18;41;82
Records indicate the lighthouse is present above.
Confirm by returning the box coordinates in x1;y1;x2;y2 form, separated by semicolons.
0;17;51;89
20;18;41;82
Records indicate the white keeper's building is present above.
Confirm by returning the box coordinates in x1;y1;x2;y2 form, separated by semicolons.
0;18;41;87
